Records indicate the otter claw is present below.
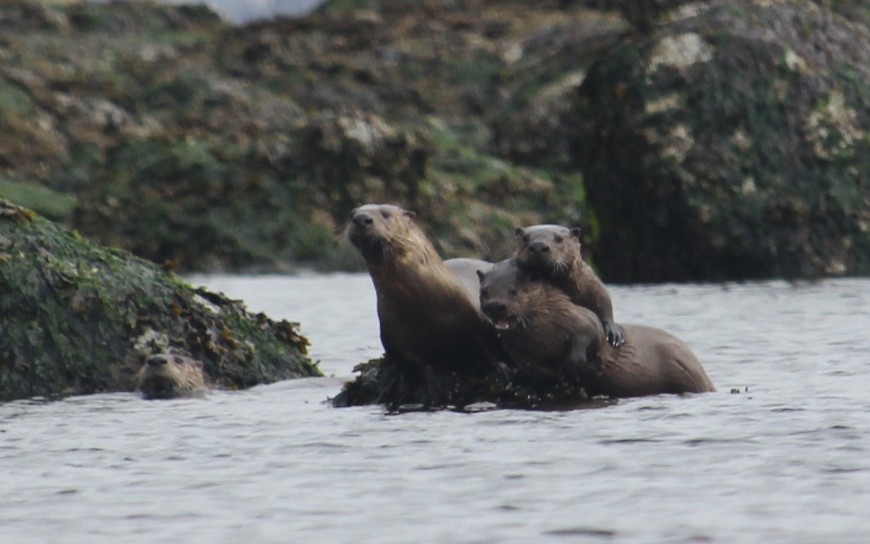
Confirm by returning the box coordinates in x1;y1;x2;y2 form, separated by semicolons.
605;323;625;348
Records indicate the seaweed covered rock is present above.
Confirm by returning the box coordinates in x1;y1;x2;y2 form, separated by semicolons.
331;357;591;411
0;199;319;402
2;0;867;282
571;0;870;282
0;0;596;273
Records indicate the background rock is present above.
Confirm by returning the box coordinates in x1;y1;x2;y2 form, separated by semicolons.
0;0;867;282
569;0;870;282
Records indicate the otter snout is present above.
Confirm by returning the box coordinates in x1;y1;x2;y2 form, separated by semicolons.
351;211;375;229
482;300;516;331
528;241;550;255
482;300;507;321
147;354;169;367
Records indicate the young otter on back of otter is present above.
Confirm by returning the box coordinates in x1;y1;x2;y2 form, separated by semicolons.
514;225;624;348
136;353;208;400
478;260;716;398
346;203;501;405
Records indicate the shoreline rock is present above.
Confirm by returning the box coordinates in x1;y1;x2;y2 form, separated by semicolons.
0;198;319;402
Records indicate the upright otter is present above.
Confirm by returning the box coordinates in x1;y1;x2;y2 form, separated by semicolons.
514;225;624;347
478;260;715;397
347;204;501;403
136;353;208;399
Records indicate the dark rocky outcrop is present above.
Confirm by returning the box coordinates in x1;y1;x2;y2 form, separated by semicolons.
0;199;319;402
331;357;595;411
568;0;870;282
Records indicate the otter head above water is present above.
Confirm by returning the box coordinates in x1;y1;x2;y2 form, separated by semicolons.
514;224;583;278
136;354;208;400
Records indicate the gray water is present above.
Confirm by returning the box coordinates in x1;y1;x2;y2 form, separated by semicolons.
2;274;870;543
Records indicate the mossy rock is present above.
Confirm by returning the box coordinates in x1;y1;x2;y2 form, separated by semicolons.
331;357;592;411
0;199;319;402
5;0;865;282
571;0;870;282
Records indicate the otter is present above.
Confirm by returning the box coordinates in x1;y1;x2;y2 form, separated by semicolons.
346;204;501;403
444;257;493;311
478;260;715;397
514;225;624;347
136;353;208;399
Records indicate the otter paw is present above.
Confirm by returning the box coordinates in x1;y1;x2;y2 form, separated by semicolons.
605;323;625;348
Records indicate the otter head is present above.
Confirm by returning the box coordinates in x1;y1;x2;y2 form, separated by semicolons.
346;203;418;265
513;225;582;278
137;354;206;400
477;260;536;332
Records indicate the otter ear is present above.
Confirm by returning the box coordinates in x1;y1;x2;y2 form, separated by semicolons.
570;227;582;240
514;227;524;238
404;210;416;219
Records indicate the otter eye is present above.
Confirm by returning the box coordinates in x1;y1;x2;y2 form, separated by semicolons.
508;288;518;297
553;235;563;243
381;211;391;219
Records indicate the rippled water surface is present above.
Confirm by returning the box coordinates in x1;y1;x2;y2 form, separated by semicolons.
2;274;870;543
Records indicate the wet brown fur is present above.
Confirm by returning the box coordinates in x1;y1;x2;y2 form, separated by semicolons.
347;204;499;390
136;354;208;399
514;225;623;346
479;260;715;397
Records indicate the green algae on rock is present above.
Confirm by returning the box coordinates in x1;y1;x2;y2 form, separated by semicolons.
0;199;319;402
1;0;868;283
0;0;599;274
570;0;870;282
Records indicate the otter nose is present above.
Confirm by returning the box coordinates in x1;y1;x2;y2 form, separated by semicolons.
482;300;507;320
352;212;374;228
529;241;549;254
147;355;169;367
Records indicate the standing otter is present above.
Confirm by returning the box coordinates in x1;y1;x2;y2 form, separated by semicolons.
347;204;501;404
478;260;715;397
514;225;624;347
136;353;208;399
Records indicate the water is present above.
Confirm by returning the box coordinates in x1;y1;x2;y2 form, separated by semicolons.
2;274;869;543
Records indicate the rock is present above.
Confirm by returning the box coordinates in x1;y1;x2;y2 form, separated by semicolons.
570;0;870;282
331;357;591;411
0;0;866;282
0;199;319;402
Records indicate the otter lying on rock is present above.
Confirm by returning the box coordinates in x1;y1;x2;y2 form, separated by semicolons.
514;225;624;347
478;260;715;398
136;353;208;399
